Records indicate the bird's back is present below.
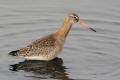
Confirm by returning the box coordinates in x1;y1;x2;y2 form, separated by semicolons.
9;33;65;60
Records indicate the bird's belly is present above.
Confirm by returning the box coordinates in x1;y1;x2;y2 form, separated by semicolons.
24;47;62;61
24;56;55;61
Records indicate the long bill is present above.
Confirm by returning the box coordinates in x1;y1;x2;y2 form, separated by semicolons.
78;20;96;32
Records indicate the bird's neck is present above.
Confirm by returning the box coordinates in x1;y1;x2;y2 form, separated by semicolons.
56;17;72;38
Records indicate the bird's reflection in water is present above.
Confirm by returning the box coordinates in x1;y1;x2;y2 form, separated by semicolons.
9;57;72;80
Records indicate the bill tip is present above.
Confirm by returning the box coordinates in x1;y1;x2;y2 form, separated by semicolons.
89;27;96;32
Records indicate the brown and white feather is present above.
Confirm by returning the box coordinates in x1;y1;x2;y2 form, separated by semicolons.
14;33;65;60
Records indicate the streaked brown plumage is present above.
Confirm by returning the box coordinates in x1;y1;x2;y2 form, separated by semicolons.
9;13;96;61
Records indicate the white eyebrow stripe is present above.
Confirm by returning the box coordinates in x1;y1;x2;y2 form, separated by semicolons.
74;16;78;19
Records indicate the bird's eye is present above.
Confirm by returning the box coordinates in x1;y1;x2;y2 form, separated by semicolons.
73;16;78;19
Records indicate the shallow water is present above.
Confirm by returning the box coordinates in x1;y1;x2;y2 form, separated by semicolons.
0;0;120;80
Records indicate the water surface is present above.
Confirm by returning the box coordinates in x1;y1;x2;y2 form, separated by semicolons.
0;0;120;80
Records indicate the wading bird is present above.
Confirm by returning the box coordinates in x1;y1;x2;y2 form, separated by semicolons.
9;13;96;61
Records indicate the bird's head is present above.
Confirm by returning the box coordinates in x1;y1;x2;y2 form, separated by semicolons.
67;13;96;32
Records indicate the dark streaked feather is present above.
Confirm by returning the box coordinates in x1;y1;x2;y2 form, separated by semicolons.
9;50;19;56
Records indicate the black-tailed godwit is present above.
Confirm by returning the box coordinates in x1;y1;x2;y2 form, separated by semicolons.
9;13;96;61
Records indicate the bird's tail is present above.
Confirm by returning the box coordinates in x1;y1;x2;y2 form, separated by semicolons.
9;50;19;56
